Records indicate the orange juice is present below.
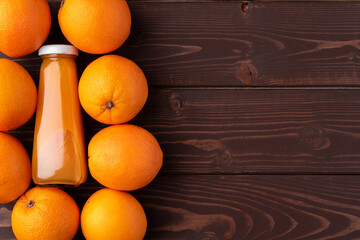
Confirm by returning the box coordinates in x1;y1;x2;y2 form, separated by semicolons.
32;45;87;186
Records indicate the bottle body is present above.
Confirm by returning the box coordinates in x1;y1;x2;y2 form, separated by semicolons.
32;53;87;186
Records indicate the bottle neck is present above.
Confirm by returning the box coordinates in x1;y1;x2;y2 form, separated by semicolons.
40;54;77;60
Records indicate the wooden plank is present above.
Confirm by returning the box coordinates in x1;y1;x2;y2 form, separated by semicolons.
9;89;360;174
2;2;360;86
1;175;360;239
0;201;15;240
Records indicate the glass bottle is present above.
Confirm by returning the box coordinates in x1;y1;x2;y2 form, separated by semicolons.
32;44;87;186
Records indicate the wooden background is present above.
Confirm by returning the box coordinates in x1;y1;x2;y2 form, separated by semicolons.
1;1;360;239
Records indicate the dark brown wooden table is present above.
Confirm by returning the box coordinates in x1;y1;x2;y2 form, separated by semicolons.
1;1;360;239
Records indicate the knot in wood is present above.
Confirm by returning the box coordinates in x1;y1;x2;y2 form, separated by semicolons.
241;2;250;14
236;63;258;85
217;151;233;170
170;97;182;112
300;126;331;150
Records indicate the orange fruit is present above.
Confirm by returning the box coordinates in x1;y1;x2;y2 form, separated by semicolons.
0;132;31;204
11;187;80;240
58;0;131;54
81;188;147;240
0;59;37;131
88;124;163;191
79;55;148;124
0;0;51;58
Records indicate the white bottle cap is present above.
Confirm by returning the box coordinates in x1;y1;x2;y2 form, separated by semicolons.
38;44;78;56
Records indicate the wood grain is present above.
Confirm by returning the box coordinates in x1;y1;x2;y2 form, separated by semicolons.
1;175;360;239
8;88;360;174
1;1;359;239
2;2;360;87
